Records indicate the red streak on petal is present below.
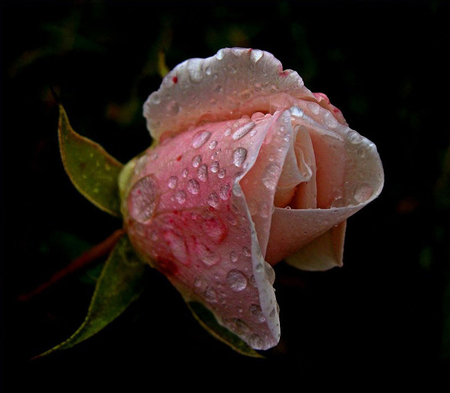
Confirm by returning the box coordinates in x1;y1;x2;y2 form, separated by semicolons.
176;155;182;161
157;258;179;276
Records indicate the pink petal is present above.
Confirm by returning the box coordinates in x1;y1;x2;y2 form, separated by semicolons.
124;114;284;350
144;48;316;141
265;106;384;268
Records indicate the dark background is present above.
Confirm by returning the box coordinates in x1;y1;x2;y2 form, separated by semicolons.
2;0;449;390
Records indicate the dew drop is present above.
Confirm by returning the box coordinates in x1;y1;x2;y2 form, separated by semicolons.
249;334;265;350
216;49;225;60
187;178;200;195
207;192;220;208
232;147;247;167
290;106;304;118
187;58;204;83
250;49;263;63
167;175;178;189
219;183;231;200
129;175;158;223
209;140;218;149
163;230;188;265
197;164;208;182
192;155;202;168
174;190;186;205
182;168;189;178
192;130;212;149
230;251;238;263
204;286;217;302
217;168;226;179
224;127;232;136
194;277;203;288
354;184;374;203
166;101;180;116
210;161;220;173
242;246;251;257
249;304;266;323
232;121;256;140
227;269;248;292
324;111;338;128
149;92;161;105
262;163;281;190
197;243;221;267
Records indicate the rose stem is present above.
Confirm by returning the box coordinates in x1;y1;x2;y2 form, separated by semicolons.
17;228;126;302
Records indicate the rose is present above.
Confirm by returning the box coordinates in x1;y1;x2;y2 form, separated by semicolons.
119;48;383;350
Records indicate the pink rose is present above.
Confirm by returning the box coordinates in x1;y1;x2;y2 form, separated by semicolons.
119;48;383;350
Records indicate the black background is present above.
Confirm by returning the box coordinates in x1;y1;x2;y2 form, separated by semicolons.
2;0;450;390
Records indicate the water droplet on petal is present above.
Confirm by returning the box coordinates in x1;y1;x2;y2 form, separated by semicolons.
168;175;178;189
219;183;231;200
192;155;202;168
182;168;189;178
187;58;204;83
250;49;263;63
187;178;200;195
166;101;180;115
232;147;247;167
129;175;158;223
354;184;374;203
149;93;161;104
324;111;338;128
230;251;238;263
249;334;265;350
204;286;217;302
210;161;220;173
217;168;226;179
197;164;208;182
163;230;188;265
209;140;218;149
232;121;256;140
227;269;248;292
216;49;225;60
249;304;266;323
242;246;251;257
192;130;212;149
207;192;220;208
197;242;221;267
202;217;227;244
174;190;186;205
262;163;281;190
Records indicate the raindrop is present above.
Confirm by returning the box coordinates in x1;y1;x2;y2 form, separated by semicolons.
347;130;362;145
250;49;263;63
204;286;217;302
197;164;208;182
192;155;202;168
224;127;232;136
192;130;212;149
203;218;227;244
187;58;204;83
167;175;178;189
227;269;248;292
211;161;220;173
232;121;256;140
216;49;225;60
262;163;280;190
187;179;200;195
249;304;266;323
289;106;304;118
209;140;218;149
207;192;220;208
163;230;188;265
129;175;158;223
217;168;226;179
230;251;238;263
354;184;374;203
324;111;338;128
197;243;220;267
149;93;161;105
182;168;189;178
249;334;265;350
166;101;180;116
219;183;231;200
242;246;251;257
205;66;212;76
194;277;203;288
232;147;247;167
174;190;186;205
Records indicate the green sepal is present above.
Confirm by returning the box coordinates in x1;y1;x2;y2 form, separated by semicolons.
187;301;264;358
35;234;146;358
58;104;123;217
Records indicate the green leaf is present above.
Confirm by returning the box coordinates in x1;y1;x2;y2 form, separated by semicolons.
58;104;123;217
36;234;146;358
187;301;264;358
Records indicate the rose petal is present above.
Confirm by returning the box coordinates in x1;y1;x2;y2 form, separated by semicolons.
124;114;283;349
265;109;384;266
144;48;324;141
285;220;347;271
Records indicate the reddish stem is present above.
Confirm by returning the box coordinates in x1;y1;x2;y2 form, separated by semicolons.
18;228;126;302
